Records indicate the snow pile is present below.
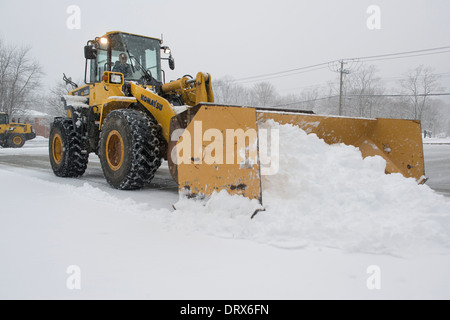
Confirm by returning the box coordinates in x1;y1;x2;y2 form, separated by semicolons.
172;105;189;115
171;190;263;238
63;95;89;108
171;120;450;256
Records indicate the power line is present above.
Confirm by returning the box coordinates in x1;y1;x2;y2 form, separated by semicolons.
214;65;330;87
278;71;450;93
234;66;330;85
379;71;450;82
270;96;340;108
233;62;331;83
349;46;450;61
226;45;450;85
270;93;450;108
358;50;450;63
346;93;450;98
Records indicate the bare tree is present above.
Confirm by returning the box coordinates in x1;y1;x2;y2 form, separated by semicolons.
297;87;320;111
345;64;385;118
213;76;252;106
43;80;74;117
400;65;442;121
420;99;450;137
0;40;14;113
252;82;278;107
213;76;235;104
315;81;340;115
214;78;279;107
0;40;44;117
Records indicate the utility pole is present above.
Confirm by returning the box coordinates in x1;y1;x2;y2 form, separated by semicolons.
338;60;350;116
329;60;352;116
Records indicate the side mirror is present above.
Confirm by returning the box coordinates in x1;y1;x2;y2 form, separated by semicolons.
84;45;97;60
169;56;175;70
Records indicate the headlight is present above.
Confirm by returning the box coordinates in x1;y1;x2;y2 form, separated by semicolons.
110;74;123;84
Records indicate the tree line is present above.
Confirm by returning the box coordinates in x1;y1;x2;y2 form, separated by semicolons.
1;38;449;137
213;64;450;137
0;40;43;119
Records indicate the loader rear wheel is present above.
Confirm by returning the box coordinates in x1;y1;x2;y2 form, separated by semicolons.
49;118;89;177
8;133;25;148
99;109;162;190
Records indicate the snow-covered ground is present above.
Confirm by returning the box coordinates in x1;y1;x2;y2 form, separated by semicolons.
424;137;450;145
1;125;450;300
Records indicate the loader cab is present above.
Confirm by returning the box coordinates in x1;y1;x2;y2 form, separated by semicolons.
0;113;8;125
84;32;170;85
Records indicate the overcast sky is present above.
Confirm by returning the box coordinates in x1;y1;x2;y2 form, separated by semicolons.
1;0;449;97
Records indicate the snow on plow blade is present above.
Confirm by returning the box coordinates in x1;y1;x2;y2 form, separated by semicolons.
258;110;426;183
170;104;426;203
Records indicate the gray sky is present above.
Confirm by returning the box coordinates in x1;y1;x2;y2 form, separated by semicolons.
1;0;449;97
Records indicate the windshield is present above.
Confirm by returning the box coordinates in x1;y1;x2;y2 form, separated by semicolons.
110;33;162;82
0;113;8;125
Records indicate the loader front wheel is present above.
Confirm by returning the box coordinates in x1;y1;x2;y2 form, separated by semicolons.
8;133;25;148
99;109;162;190
49;118;89;177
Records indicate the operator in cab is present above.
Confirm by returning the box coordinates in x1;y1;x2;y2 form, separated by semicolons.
112;53;132;77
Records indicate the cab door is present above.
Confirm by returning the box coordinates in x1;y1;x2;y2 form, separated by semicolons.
0;114;10;135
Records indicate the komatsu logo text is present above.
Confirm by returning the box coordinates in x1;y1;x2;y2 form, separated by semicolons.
141;94;163;111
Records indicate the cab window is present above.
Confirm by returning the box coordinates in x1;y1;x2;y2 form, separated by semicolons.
0;114;8;125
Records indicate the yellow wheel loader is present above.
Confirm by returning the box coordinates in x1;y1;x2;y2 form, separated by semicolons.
0;112;36;148
49;31;426;205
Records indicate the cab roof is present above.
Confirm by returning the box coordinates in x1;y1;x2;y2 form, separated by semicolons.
103;31;162;43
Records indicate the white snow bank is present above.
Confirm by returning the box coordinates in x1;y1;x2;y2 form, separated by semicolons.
170;120;450;256
2;139;450;299
19;109;51;118
3;123;449;257
424;137;450;144
0;136;48;154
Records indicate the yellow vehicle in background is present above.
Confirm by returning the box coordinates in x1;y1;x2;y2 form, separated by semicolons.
0;112;36;148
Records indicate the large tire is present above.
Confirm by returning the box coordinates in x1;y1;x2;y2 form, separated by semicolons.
99;109;162;190
7;133;25;148
49;118;89;177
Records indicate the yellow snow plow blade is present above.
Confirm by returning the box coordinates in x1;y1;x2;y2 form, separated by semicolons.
170;104;426;203
170;105;262;202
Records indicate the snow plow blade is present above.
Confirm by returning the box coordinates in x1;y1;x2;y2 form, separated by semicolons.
169;104;262;202
170;104;426;203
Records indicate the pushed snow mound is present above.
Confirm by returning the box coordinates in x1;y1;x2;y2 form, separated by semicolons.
171;120;450;256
